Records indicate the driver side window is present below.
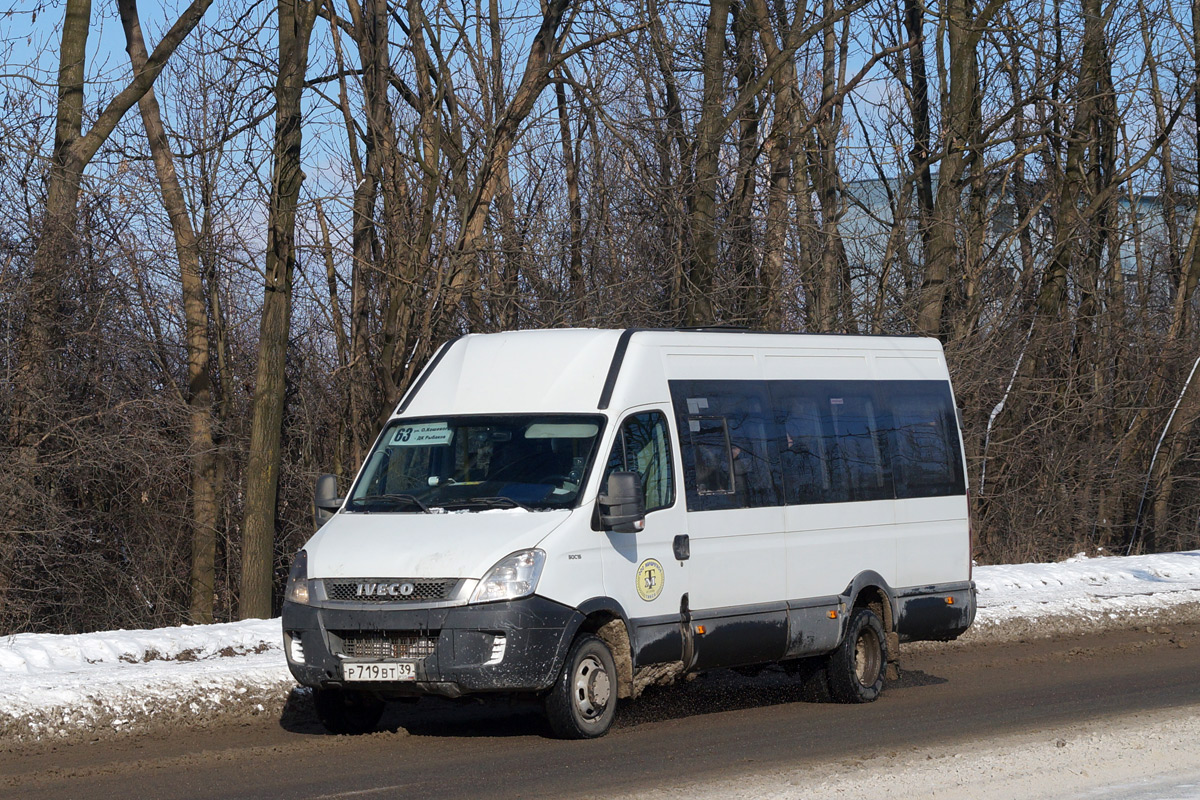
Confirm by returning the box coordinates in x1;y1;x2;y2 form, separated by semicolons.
603;411;676;513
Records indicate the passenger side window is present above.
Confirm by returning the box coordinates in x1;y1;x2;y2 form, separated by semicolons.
778;395;832;504
771;381;891;504
689;417;734;495
603;411;676;512
667;378;962;509
827;391;890;502
671;380;781;511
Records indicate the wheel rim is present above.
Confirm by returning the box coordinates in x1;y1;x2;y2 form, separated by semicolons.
572;654;612;720
854;627;882;687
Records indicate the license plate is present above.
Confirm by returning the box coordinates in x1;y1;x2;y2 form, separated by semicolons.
342;661;418;682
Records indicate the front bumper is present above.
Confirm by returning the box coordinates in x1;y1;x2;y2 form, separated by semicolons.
281;595;582;697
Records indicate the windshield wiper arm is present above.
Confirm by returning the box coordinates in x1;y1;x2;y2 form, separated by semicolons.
439;496;530;511
349;493;431;513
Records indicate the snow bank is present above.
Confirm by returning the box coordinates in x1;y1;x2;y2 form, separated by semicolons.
0;619;292;744
961;550;1200;642
2;550;1200;745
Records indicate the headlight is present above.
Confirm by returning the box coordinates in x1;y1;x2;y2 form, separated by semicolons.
470;549;546;604
284;550;309;604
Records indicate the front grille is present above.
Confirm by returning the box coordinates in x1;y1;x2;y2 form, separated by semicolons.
323;578;458;603
335;631;439;659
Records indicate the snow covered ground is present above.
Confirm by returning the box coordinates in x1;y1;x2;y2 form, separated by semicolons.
2;549;1200;746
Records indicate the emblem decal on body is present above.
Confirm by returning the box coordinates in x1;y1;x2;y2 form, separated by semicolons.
635;558;665;602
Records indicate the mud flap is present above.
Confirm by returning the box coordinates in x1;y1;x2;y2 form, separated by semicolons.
885;631;901;682
680;593;696;671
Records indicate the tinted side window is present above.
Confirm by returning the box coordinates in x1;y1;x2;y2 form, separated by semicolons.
886;382;966;498
603;411;676;512
690;416;734;495
670;380;781;511
827;389;891;502
774;388;834;504
771;381;892;504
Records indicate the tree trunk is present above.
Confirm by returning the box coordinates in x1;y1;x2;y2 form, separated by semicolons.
684;0;731;327
646;0;691;322
555;77;585;320
315;200;350;479
916;0;980;338
326;0;376;467
120;0;219;624
729;2;761;326
9;0;91;458
239;0;318;620
905;0;935;271
746;0;805;330
809;0;852;332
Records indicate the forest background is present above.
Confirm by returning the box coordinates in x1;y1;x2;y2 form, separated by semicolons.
2;0;1199;635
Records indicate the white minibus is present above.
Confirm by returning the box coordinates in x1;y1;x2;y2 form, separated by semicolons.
282;328;975;738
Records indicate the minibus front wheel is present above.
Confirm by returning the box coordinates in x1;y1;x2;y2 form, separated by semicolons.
544;634;618;739
826;607;887;703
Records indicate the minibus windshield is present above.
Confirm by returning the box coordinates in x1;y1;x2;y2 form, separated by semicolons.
345;415;606;512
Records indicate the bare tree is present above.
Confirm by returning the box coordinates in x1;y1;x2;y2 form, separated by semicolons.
240;0;320;620
9;0;215;461
119;0;221;624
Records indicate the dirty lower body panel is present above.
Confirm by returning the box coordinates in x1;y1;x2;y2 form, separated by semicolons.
282;596;582;698
895;581;977;642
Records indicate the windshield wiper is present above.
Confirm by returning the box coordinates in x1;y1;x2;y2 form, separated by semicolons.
438;496;530;511
348;493;431;513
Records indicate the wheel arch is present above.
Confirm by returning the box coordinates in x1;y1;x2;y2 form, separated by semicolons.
569;597;634;699
841;571;897;636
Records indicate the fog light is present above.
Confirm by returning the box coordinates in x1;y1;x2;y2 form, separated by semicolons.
288;632;305;663
484;634;507;665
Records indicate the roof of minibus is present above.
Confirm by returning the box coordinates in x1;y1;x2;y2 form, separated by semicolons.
394;328;947;417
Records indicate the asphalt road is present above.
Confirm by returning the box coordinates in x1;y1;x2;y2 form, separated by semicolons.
3;623;1198;799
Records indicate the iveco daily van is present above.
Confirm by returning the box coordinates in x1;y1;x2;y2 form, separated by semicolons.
282;328;976;738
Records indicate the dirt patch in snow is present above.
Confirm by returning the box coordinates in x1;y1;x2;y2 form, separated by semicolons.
0;679;296;753
908;598;1200;650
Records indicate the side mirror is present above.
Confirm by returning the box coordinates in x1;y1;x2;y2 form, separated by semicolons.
598;471;645;534
314;473;343;530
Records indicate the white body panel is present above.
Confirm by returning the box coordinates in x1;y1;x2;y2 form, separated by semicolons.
306;509;572;581
306;327;971;630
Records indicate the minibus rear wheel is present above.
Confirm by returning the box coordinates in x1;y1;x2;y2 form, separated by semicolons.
545;634;618;739
313;687;385;735
826;607;887;703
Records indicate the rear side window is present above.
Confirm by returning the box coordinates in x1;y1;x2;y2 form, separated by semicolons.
886;383;965;498
603;411;676;512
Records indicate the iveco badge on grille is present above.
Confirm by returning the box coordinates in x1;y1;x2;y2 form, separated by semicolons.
356;581;415;597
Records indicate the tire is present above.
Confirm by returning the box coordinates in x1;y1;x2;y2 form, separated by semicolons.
313;687;385;735
826;607;888;704
793;658;832;703
545;634;618;739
